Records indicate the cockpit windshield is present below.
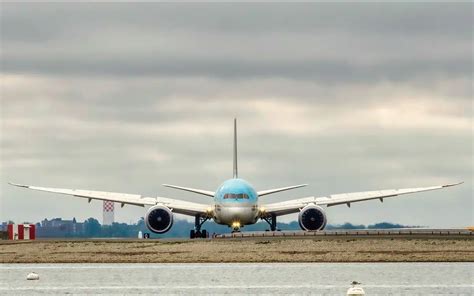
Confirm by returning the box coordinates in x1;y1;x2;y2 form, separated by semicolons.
223;193;249;199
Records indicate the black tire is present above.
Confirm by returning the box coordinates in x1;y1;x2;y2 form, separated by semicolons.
201;229;207;238
190;230;195;239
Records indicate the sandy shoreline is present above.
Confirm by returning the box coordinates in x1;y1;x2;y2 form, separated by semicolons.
1;237;473;263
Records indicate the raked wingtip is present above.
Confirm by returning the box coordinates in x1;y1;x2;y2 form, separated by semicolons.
443;182;464;188
8;182;28;188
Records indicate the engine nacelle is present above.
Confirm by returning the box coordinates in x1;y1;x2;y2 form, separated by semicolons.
298;205;327;231
145;205;173;234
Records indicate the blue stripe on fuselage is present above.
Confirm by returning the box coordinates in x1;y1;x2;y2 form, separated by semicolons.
215;178;258;204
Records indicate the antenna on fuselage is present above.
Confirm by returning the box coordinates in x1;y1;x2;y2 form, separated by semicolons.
233;118;238;179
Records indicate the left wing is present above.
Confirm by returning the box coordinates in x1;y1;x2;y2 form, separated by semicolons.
9;182;210;217
262;182;463;217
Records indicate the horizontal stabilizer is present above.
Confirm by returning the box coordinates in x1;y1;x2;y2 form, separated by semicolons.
162;184;215;197
258;184;308;197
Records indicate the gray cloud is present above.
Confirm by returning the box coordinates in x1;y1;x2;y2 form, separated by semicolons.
2;3;471;37
2;3;471;81
1;3;472;228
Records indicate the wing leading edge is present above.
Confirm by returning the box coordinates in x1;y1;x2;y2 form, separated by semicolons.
8;182;210;217
262;182;463;217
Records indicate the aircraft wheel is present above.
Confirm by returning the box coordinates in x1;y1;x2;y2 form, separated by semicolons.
201;229;207;238
190;230;195;239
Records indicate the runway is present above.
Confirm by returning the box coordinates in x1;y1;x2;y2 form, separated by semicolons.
215;228;473;239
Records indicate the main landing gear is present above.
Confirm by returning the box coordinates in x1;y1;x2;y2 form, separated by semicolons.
190;214;210;239
262;213;277;231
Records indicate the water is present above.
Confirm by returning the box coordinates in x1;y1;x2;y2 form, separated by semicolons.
0;263;472;295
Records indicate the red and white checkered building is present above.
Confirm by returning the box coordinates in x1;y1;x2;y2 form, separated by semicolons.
103;200;114;225
8;224;36;240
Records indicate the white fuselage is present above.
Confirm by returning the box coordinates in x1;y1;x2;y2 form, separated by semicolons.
212;178;260;229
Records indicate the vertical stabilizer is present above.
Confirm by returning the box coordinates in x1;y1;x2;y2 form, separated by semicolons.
233;118;238;178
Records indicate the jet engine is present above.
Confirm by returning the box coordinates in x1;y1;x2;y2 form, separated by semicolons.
145;205;173;233
298;205;327;231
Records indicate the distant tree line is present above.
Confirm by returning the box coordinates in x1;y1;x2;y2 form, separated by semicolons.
70;218;416;238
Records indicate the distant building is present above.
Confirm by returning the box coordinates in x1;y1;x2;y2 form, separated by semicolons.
37;217;84;237
103;201;114;225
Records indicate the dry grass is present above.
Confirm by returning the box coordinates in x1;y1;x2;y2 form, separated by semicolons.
1;237;473;263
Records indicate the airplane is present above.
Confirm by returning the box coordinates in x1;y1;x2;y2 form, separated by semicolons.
10;119;462;239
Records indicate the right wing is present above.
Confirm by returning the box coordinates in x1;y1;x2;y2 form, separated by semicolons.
9;182;210;217
262;182;463;217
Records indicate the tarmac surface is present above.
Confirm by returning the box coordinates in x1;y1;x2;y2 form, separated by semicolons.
1;229;472;263
215;228;473;239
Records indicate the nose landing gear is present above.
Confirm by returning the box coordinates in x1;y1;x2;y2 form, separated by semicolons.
190;214;209;239
231;221;241;232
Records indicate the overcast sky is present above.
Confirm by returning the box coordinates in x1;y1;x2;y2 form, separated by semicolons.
1;3;472;228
